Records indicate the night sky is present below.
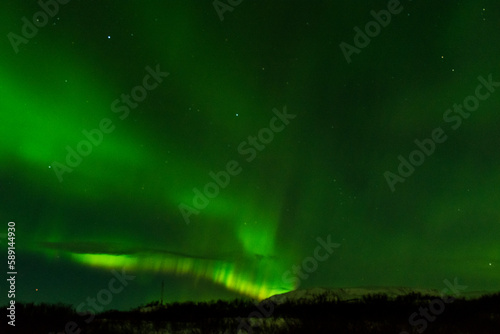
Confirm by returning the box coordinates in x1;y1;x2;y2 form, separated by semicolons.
1;0;499;312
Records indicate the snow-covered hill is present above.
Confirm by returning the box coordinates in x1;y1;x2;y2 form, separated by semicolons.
263;286;484;305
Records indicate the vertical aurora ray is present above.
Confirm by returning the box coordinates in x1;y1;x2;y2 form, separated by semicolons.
69;250;294;300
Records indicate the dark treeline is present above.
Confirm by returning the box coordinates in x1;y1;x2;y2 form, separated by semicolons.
2;292;500;333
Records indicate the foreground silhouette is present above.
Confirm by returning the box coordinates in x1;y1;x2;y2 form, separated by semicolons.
3;291;499;333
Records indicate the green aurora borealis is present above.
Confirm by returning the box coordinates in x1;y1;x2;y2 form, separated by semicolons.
1;0;500;311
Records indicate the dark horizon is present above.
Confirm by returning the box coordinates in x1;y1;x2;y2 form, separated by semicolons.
4;289;500;333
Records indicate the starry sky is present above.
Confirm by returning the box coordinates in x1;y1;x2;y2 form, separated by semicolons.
1;0;499;312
